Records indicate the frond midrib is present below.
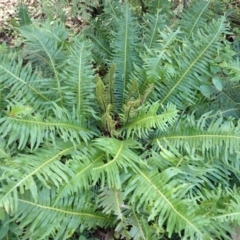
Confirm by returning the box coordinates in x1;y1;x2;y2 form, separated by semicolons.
138;169;205;237
160;17;225;106
1;144;79;203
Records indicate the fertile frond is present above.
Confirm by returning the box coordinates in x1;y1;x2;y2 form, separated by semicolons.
95;64;116;111
121;102;178;138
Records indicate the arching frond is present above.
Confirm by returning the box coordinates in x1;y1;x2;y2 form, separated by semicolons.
20;23;69;105
0;54;55;110
157;17;228;108
54;149;104;204
140;27;181;83
125;168;211;239
153;113;240;160
0;142;78;213
92;138;142;188
0;106;95;150
121;102;178;138
13;188;112;240
179;0;213;39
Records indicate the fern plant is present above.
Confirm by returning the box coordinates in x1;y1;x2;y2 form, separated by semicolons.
1;0;240;239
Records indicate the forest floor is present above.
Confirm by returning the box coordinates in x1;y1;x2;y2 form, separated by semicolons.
0;0;84;46
0;0;42;45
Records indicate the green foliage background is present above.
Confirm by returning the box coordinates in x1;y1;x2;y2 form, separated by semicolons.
1;0;240;239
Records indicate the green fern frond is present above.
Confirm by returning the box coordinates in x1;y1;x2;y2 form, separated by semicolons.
179;0;213;39
145;0;172;15
92;138;142;188
211;188;240;225
126;168;210;239
158;17;228;108
0;139;12;162
157;145;231;192
121;102;178;138
111;3;141;109
63;38;95;116
140;27;181;83
17;2;32;26
19;22;70;105
153;113;240;160
0;142;78;213
0;54;55;110
84;20;113;64
220;59;240;81
0;106;94;150
14;188;112;240
54;149;104;204
98;187;124;219
142;9;167;49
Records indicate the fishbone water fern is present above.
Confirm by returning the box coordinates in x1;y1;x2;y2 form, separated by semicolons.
1;0;240;239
